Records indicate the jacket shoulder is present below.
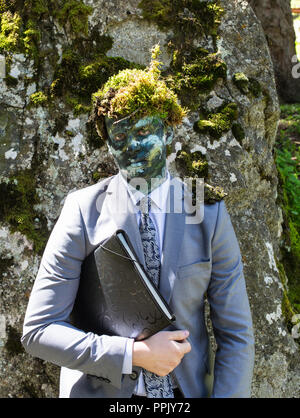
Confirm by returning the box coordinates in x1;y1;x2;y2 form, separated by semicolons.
67;176;114;202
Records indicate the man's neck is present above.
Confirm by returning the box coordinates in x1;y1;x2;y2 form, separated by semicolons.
120;168;168;196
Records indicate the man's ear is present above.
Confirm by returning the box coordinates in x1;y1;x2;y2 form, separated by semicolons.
165;124;174;145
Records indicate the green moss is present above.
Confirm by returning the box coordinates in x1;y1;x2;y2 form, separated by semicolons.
175;149;208;178
22;18;41;58
166;48;227;109
195;102;238;139
0;169;49;255
138;0;225;42
232;72;249;94
0;10;22;52
248;77;262;98
232;122;245;143
49;39;145;120
91;45;188;141
232;72;262;98
54;0;93;36
204;182;228;204
174;148;226;204
138;0;226;112
29;90;48;106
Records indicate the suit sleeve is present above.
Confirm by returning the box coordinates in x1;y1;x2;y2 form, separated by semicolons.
207;199;255;398
21;192;128;390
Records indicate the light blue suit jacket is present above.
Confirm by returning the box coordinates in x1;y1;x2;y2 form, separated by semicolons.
21;173;255;398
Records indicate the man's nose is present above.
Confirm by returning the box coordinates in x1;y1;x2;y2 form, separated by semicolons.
126;137;141;152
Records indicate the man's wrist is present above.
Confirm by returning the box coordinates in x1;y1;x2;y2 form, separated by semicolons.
132;340;150;368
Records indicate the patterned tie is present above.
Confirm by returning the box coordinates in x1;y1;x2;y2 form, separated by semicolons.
138;196;174;398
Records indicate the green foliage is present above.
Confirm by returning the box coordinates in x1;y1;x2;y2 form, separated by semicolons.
275;104;300;317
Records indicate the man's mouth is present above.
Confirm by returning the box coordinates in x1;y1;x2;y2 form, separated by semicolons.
130;158;148;166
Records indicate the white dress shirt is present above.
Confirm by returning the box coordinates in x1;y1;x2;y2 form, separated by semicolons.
119;171;171;396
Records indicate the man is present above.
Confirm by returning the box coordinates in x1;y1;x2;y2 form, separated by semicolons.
21;45;255;398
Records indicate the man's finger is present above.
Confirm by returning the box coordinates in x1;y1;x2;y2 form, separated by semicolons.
166;329;189;341
175;340;192;354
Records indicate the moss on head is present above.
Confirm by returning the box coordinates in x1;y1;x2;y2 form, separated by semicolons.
91;44;188;141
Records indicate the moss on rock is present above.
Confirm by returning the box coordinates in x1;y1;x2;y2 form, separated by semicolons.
29;90;48;106
0;169;49;255
175;148;227;204
232;72;262;98
195;102;238;139
138;0;225;42
0;10;22;52
175;149;208;178
166;48;227;109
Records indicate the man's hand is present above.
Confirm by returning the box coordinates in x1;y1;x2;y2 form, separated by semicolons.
132;330;191;376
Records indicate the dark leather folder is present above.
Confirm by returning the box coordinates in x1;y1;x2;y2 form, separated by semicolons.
69;229;176;341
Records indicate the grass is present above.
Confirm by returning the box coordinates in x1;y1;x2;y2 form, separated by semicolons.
274;104;300;316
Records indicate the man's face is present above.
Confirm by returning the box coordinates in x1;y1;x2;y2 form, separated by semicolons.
105;115;173;181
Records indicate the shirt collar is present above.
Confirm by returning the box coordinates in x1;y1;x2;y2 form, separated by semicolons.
120;171;170;213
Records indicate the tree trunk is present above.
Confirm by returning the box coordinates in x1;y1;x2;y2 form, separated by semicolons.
248;0;300;103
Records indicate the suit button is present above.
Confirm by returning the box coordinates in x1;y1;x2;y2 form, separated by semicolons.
104;378;110;383
129;371;138;380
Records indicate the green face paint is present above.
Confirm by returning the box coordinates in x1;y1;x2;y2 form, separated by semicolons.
105;115;173;193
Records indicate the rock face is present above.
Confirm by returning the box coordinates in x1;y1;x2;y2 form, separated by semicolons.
0;0;299;398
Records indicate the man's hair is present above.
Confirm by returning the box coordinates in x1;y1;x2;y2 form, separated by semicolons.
89;44;187;141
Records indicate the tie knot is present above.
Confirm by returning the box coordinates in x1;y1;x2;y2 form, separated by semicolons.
139;196;151;214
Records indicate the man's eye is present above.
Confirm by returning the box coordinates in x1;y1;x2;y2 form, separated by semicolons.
114;133;126;141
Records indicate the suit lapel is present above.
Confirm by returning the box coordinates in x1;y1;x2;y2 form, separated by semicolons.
104;173;146;268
